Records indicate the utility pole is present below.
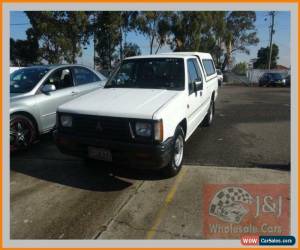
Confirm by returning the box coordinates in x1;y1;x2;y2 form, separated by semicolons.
268;11;275;70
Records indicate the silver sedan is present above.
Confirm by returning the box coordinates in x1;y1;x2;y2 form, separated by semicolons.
10;64;107;151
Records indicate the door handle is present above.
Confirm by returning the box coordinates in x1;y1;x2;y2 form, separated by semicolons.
71;91;78;96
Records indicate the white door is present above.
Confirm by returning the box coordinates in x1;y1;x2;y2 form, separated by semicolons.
186;58;207;136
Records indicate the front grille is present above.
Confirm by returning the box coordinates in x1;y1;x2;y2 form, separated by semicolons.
69;114;132;142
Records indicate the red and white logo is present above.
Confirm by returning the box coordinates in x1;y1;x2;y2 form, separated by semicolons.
240;235;259;245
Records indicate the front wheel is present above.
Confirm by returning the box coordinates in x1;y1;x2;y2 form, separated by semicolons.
203;98;215;127
10;114;37;151
162;126;185;177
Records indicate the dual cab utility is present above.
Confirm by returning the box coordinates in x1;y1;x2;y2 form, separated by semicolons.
54;52;218;176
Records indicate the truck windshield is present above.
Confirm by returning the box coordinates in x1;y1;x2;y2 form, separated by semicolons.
10;67;50;93
105;58;185;90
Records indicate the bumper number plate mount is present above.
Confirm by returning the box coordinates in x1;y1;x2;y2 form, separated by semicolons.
88;147;112;162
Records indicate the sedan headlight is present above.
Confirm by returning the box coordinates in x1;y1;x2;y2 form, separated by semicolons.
60;115;73;127
135;122;152;137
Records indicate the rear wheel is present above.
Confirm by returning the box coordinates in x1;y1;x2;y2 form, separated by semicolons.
162;126;185;177
10;114;37;151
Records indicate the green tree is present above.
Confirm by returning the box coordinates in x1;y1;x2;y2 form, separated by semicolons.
10;28;40;66
136;11;172;54
94;12;121;69
62;12;90;63
119;11;138;60
253;44;279;69
222;11;259;70
123;42;141;57
211;12;227;68
168;12;215;52
25;11;90;64
232;62;247;75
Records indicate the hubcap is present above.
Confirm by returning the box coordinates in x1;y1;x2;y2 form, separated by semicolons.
174;135;184;167
10;119;32;150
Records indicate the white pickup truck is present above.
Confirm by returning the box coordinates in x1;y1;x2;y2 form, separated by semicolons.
54;52;218;176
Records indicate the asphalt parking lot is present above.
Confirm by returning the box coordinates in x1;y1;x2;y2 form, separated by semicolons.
10;85;291;239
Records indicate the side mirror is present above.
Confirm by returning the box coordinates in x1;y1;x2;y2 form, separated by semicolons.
41;84;56;94
193;80;203;92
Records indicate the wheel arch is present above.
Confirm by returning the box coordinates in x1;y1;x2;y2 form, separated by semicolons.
11;111;40;135
178;118;187;139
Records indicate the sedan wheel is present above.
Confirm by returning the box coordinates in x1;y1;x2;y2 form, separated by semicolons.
10;115;37;151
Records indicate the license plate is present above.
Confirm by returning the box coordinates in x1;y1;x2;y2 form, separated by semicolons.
88;147;112;162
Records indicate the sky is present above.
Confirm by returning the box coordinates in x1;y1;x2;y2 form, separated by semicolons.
10;11;291;68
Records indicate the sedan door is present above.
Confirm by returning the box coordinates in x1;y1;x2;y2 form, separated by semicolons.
35;67;77;132
71;66;106;97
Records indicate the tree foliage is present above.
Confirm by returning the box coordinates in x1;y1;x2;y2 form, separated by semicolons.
123;42;141;57
25;11;90;64
93;12;121;70
253;44;279;69
10;28;40;66
170;12;214;52
222;11;259;70
136;11;172;54
10;11;260;70
232;62;247;75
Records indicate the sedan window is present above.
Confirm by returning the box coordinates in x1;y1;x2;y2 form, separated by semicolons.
73;67;100;85
45;68;74;90
10;68;50;93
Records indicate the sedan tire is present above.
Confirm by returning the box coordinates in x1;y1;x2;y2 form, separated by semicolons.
10;114;37;151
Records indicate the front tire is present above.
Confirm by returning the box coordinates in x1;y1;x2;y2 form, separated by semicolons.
10;114;37;151
162;126;185;177
203;98;215;127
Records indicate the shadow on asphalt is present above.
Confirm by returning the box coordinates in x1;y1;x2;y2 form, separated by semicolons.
11;134;170;192
250;162;290;171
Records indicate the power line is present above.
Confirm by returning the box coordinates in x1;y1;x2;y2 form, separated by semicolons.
10;23;30;26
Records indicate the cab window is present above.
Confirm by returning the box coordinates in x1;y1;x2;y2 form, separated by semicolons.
202;59;216;76
187;59;202;94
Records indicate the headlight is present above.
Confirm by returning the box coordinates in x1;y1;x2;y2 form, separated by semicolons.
60;115;72;127
135;122;152;137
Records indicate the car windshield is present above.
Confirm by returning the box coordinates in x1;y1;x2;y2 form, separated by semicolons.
10;67;50;93
270;73;283;80
105;58;185;90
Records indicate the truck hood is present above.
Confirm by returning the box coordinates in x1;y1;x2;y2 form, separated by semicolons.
58;88;180;119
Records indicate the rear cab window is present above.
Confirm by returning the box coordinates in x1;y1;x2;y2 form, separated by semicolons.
202;59;216;77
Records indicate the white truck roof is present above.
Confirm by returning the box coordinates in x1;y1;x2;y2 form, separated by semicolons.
160;52;213;60
126;52;213;61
